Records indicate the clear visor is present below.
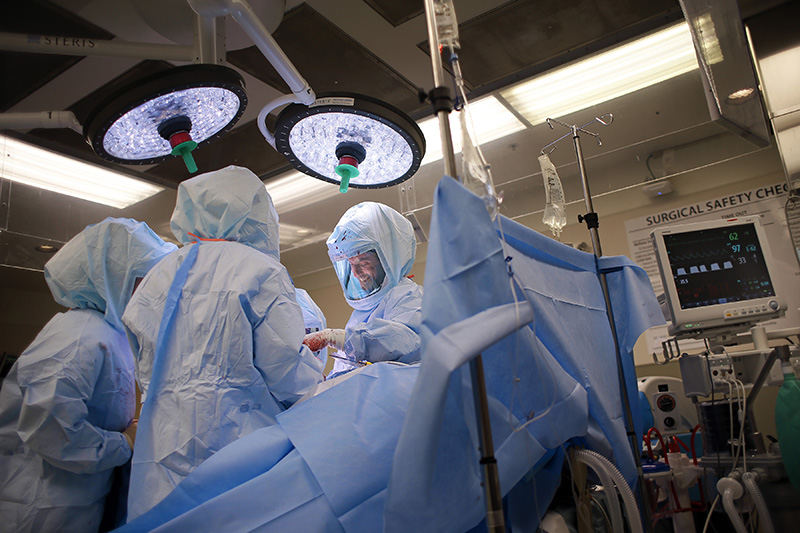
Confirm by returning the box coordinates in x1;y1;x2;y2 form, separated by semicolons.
332;249;386;300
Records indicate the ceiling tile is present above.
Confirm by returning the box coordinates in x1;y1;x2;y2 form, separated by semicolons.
362;0;424;27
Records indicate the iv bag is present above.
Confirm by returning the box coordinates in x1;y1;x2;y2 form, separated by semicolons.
459;107;499;220
434;0;460;50
538;153;566;237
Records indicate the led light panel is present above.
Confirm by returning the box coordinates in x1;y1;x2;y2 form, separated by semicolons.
288;112;413;186
102;87;241;160
274;94;425;189
84;64;247;165
0;134;163;208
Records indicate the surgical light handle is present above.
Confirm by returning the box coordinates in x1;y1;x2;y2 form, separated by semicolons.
0;111;82;134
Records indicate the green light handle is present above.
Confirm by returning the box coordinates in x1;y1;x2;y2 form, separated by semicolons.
335;163;359;193
172;140;199;173
339;175;351;193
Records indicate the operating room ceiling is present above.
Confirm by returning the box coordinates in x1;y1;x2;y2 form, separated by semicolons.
0;0;791;280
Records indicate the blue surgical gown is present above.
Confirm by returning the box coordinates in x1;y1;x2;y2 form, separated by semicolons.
326;201;424;376
0;217;173;533
330;278;423;376
123;241;324;518
0;309;135;532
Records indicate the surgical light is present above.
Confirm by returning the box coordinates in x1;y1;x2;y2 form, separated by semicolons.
0;134;163;208
273;94;425;191
83;64;247;173
500;22;699;126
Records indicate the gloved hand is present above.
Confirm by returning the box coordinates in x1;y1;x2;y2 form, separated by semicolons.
123;418;138;449
303;328;346;353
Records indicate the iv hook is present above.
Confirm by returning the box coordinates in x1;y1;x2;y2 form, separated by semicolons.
540;113;613;155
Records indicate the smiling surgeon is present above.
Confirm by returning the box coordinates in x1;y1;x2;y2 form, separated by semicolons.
303;202;424;378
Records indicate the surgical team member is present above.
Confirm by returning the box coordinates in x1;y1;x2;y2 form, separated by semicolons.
303;202;423;377
123;165;324;519
295;287;327;362
0;218;175;533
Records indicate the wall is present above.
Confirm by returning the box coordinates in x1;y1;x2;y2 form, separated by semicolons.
0;269;65;357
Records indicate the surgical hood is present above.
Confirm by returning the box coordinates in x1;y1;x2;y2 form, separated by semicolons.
171;165;281;260
327;202;415;310
44;217;176;330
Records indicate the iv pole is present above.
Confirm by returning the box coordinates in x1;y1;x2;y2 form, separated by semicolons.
541;116;653;531
422;1;505;531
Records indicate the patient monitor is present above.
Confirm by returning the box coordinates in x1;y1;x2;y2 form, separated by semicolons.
651;216;786;338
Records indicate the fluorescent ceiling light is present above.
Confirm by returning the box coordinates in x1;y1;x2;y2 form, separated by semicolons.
500;22;699;126
265;170;342;214
418;96;526;166
0;134;163;209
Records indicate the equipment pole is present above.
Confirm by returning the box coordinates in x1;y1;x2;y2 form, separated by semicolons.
423;0;457;178
572;128;652;531
422;1;505;530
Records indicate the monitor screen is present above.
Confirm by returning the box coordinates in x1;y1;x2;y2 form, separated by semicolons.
663;222;775;310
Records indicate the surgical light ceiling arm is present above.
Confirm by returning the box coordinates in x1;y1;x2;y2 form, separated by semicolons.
0;0;314;148
0;111;83;134
187;0;315;147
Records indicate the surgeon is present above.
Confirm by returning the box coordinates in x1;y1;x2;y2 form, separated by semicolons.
0;218;175;533
123;165;324;519
303;202;423;377
295;287;327;363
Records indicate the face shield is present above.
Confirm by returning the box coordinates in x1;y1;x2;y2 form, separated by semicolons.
331;247;386;301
